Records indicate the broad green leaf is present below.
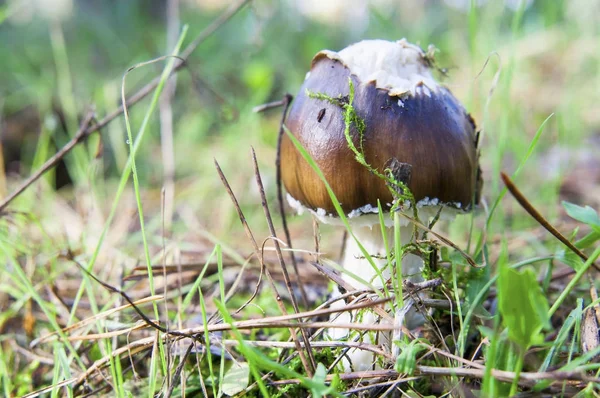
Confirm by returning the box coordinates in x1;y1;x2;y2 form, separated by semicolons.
562;201;600;230
497;266;550;348
220;362;250;397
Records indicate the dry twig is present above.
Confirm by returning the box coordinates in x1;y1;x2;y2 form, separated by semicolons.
0;0;251;213
251;147;317;371
213;158;314;376
0;110;95;212
501;172;600;272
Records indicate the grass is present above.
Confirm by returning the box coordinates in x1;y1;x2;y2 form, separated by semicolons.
1;0;600;396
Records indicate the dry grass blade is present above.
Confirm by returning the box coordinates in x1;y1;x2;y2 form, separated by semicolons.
221;340;392;358
271;93;310;308
21;378;79;398
252;97;290;113
65;321;156;341
269;366;599;389
31;295;163;346
501;172;600;272
416;365;599;387
344;377;422;396
70;318;402;388
58;294;398;344
213;158;314;376
398;212;480;267
269;369;406;385
251;147;317;372
66;255;196;339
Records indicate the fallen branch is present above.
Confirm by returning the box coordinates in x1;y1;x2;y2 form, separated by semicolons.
0;110;95;212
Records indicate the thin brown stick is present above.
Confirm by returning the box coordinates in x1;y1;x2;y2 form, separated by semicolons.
213;158;314;377
0;0;251;213
269;366;597;388
45;294;398;346
0;110;95;212
416;365;597;386
70;316;403;387
63;253;196;340
345;377;421;396
71;320;394;386
252;98;289;113
501;172;600;272
166;342;194;398
398;212;480;267
251;147;317;373
310;261;396;324
273;93;310;308
22;378;79;398
313;217;321;264
221;339;391;358
269;369;401;386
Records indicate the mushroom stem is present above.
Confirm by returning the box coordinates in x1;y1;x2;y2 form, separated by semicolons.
341;224;423;291
330;222;425;371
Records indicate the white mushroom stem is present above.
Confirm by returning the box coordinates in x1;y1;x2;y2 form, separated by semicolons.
329;220;425;371
286;194;459;370
341;223;423;291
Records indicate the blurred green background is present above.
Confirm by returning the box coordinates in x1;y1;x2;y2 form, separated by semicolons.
2;1;600;394
1;0;599;258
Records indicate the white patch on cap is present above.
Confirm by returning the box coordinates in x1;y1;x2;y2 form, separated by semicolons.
347;203;379;218
332;39;439;96
286;193;462;228
286;193;305;215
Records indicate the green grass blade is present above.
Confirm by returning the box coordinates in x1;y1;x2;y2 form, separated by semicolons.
283;126;385;295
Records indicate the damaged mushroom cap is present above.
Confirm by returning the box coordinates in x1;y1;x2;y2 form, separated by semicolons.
281;39;482;222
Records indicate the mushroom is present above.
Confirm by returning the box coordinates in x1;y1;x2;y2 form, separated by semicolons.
280;39;481;370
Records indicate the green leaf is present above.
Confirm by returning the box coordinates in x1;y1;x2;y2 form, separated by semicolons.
310;363;330;398
554;249;584;271
466;245;491;306
575;230;600;249
220;362;250;397
394;339;428;374
562;201;600;230
538;299;583;372
497;266;550;348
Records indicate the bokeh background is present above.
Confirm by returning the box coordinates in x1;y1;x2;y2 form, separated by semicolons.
2;0;600;296
2;0;598;230
2;0;600;292
1;0;600;392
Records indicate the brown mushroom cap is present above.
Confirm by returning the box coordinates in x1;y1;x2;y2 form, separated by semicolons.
281;41;482;217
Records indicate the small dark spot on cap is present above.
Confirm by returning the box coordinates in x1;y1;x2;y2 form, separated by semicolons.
317;108;326;123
